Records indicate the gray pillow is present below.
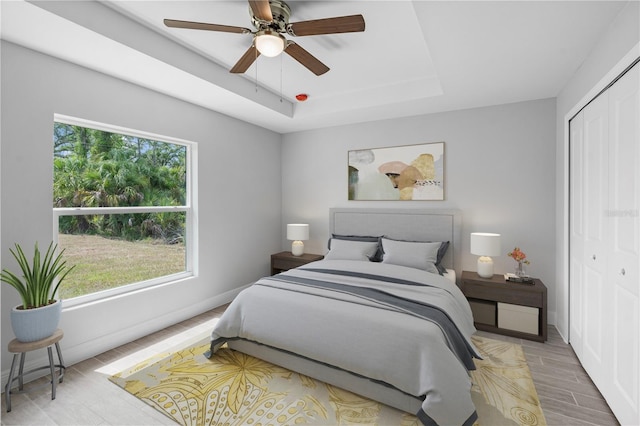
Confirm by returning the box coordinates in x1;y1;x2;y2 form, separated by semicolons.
381;238;441;274
325;238;380;261
381;238;449;274
329;234;383;262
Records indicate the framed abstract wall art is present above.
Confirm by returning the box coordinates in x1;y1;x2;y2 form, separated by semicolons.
348;142;444;201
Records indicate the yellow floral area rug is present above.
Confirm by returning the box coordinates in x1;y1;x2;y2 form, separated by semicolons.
109;335;546;426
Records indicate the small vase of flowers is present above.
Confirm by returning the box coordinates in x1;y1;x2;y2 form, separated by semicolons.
508;247;530;277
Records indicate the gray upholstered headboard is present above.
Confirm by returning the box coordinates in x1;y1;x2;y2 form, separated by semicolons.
329;208;462;275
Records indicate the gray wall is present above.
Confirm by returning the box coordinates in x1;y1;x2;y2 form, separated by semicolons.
554;1;640;339
0;41;282;375
281;99;558;321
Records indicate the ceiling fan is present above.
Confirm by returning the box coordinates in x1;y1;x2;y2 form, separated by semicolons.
164;0;365;76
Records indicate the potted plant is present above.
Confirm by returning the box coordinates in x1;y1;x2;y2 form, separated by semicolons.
1;242;75;342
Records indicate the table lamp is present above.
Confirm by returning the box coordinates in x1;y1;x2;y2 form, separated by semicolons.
470;232;501;278
287;224;309;256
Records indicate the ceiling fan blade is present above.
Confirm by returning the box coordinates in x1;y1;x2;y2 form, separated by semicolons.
164;19;251;34
230;45;261;74
287;14;365;37
249;0;273;22
284;42;329;76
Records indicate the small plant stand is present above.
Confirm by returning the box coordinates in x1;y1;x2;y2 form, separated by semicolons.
5;329;66;412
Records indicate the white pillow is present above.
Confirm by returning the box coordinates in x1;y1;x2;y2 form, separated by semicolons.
324;238;379;261
381;238;441;274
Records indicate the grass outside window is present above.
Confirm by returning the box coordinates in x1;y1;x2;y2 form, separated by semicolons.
57;234;186;299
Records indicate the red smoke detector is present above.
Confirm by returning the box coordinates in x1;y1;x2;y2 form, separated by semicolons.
295;93;308;101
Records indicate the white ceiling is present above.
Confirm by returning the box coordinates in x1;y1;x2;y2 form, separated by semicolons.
0;0;628;133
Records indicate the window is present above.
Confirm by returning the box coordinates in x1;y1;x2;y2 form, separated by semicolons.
53;115;196;305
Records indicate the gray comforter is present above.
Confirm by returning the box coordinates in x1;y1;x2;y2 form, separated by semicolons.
209;259;480;425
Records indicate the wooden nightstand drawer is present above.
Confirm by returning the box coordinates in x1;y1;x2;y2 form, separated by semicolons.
272;256;305;271
461;270;547;342
463;283;543;307
270;251;324;275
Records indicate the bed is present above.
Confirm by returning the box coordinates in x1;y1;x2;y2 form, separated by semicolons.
207;208;479;425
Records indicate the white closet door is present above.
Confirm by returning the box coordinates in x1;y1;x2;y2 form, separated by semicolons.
570;62;639;425
580;92;610;389
569;111;585;358
606;63;639;424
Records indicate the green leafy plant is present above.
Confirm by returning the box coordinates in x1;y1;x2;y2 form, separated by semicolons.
1;242;75;309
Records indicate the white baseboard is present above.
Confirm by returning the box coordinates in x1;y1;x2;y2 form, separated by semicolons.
1;283;250;389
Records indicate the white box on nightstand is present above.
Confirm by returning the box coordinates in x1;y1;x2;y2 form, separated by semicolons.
497;302;539;335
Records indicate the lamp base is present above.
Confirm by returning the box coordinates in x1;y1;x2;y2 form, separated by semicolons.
291;240;304;256
477;256;494;278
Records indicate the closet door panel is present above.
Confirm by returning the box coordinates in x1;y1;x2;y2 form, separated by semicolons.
569;112;585;354
570;112;585;241
612;286;639;419
569;258;583;351
583;94;608;261
583;267;604;374
581;93;609;384
608;63;639;423
609;64;639;289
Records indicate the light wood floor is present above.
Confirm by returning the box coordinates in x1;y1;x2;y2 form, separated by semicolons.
1;305;619;425
474;328;619;425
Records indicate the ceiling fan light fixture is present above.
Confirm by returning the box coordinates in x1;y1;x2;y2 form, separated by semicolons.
164;1;365;75
255;30;285;57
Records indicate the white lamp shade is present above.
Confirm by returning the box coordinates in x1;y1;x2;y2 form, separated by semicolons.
255;31;285;57
470;233;501;256
287;224;309;241
287;224;309;256
471;232;501;278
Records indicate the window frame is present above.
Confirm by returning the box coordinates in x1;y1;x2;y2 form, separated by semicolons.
52;114;198;308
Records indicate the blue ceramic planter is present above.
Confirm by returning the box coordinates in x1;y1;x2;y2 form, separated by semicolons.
10;300;61;342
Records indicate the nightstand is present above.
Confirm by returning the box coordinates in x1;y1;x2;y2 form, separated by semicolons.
270;251;324;275
460;271;547;342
